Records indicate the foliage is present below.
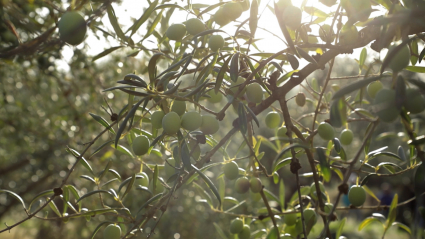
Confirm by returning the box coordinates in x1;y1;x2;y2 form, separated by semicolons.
1;0;425;239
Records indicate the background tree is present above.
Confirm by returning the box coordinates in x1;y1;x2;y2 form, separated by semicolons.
1;0;425;239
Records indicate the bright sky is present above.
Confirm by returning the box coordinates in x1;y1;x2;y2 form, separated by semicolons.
59;0;378;71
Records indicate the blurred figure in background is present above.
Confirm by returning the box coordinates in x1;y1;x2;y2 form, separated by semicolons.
379;182;394;217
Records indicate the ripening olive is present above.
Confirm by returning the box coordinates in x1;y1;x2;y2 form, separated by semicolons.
249;177;262;193
295;92;306;107
235;177;250;194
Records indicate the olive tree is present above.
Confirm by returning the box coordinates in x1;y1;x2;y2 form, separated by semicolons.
1;0;425;239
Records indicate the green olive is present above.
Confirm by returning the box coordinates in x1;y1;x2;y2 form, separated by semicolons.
249;178;262;193
103;224;121;239
239;0;251;11
303;208;317;225
275;0;292;12
367;81;383;99
214;7;232;27
223;161;239;180
171;100;186;116
208;35;225;52
58;12;87;45
207;90;223;103
162;112;181;135
137;172;149;187
339;24;358;45
132;135;150;156
185;18;205;36
282;6;302;29
235;176;250;194
348;185;366;207
164;158;176;176
246;83;263;103
319;24;335;42
374;89;400;123
324;203;334;214
309;181;325;201
283;211;297;226
238;225;251;239
222;2;244;21
277;126;287;138
230;76;247;95
404;88;425;114
181;111;202;131
265;112;281;129
166;24;187;41
385;43;411;73
151;111;165;129
200;115;219;135
339;129;354;145
295;92;306;107
317;122;335;141
230;218;244;234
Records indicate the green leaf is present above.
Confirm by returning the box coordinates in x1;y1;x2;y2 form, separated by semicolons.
90;140;114;159
153;165;159;194
249;0;258;36
419;47;425;63
143;9;163;40
213;222;229;239
114;98;145;148
98;160;112;181
92;46;123;62
358;217;383;231
287;54;299;70
266;227;279;239
369;151;403;162
386;194;398;227
121;174;136;199
243;104;260;128
76;190;113;203
273;2;298;57
296;47;318;66
230;53;239;83
414;163;425;203
332;76;381;100
128;0;159;36
0;189;26;210
410;39;418;65
215;55;231;94
154;4;186;11
192;29;226;41
66;185;81;211
186;162;222;185
107;5;126;42
110;144;134;158
192;165;221;208
196;2;226;17
80;175;96;184
148;53;165;84
274;143;309;164
359;48;367;69
329;98;347;128
68;148;94;175
28;189;53;211
391;222;411;234
360;173;377;186
90;222;111;239
316;147;331;182
303;6;328;18
263;189;281;208
279;180;285;211
336;217;346;238
273;157;292;172
363;185;380;202
238;102;248;134
137;193;163;214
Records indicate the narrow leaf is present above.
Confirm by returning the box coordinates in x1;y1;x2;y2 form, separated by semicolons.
192;165;222;208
